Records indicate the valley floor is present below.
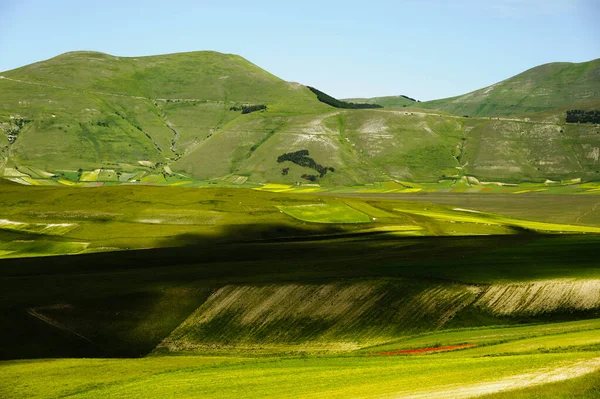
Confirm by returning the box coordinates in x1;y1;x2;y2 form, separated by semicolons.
2;185;600;397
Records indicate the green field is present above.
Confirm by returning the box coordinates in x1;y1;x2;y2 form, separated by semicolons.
1;183;600;397
277;201;373;223
2;341;600;398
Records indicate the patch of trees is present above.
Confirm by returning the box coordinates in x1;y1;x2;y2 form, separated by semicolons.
307;87;383;109
13;117;32;129
400;95;418;102
301;174;318;182
96;121;109;127
4;117;32;144
229;104;267;114
566;110;600;124
281;167;289;175
277;149;335;181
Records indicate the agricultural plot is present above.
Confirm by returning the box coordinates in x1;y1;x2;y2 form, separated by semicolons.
2;185;600;397
277;201;372;223
97;169;118;182
0;240;89;258
133;209;222;225
140;173;168;184
79;169;100;182
255;183;295;192
394;206;600;234
0;219;77;235
359;318;600;355
475;279;600;315
158;280;479;353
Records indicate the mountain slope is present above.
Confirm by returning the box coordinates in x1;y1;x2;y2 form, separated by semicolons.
1;51;323;105
343;95;418;108
1;53;600;184
419;59;600;117
0;51;329;172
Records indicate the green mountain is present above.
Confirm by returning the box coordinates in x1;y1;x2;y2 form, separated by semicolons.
1;52;599;185
0;51;328;173
420;59;600;117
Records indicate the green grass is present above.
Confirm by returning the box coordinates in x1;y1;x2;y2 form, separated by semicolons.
393;205;600;233
479;370;600;398
360;319;600;359
277;201;372;223
2;351;600;398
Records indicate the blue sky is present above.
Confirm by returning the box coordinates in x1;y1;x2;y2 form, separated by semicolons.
0;0;598;100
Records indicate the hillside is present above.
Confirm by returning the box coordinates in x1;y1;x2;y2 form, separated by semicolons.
420;58;600;117
0;51;328;173
1;53;600;185
343;95;418;107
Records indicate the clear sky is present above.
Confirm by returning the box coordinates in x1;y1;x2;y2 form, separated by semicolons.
0;0;598;100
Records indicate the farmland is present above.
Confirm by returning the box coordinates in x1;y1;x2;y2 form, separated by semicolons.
2;344;600;398
1;181;600;397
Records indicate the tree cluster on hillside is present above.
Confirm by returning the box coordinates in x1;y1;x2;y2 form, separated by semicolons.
400;95;418;102
301;174;318;182
229;104;267;114
3;117;32;144
566;110;600;124
277;149;334;180
307;87;383;109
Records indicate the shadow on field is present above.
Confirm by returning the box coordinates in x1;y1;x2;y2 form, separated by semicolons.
162;222;346;246
1;222;599;360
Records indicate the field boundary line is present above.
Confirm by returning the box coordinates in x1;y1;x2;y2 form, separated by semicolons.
26;308;103;349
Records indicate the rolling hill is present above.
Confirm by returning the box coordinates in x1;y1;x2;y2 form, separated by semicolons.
419;58;600;117
1;52;599;186
342;95;418;107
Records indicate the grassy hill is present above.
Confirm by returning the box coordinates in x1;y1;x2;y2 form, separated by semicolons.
343;95;418;107
0;51;329;174
1;53;599;185
420;58;600;117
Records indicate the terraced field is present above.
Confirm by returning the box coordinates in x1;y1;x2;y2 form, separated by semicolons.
158;280;479;353
475;280;600;315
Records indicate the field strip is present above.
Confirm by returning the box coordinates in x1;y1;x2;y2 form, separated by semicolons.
475;279;600;315
0;219;77;235
26;309;101;348
391;357;600;399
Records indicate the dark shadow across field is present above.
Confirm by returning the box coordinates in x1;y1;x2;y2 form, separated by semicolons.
1;226;600;359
